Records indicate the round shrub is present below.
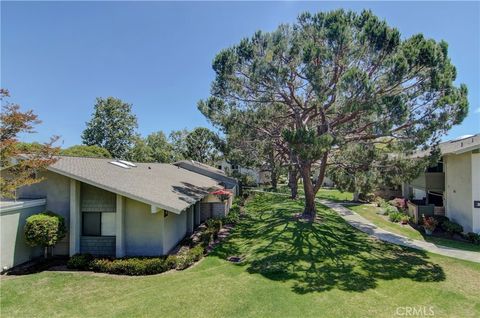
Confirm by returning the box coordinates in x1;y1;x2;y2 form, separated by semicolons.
432;215;449;227
465;232;480;245
67;253;93;270
24;211;66;257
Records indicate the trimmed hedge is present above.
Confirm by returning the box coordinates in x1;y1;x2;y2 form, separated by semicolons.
67;253;93;270
90;257;177;276
441;220;463;236
175;245;204;270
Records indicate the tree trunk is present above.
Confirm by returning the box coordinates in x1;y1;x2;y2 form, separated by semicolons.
353;190;360;202
44;246;48;259
288;167;299;199
300;164;316;219
270;168;278;190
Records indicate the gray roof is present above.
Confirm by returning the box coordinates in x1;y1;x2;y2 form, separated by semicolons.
173;160;238;184
48;156;222;214
413;134;480;158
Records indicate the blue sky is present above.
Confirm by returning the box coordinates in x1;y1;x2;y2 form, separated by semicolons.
2;1;479;147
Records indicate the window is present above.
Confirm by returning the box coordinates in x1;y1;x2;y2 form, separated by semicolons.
82;212;116;236
83;212;101;236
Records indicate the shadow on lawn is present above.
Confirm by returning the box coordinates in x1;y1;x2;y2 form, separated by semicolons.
211;193;445;294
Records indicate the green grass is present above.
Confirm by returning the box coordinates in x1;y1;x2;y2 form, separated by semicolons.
349;204;480;252
275;185;353;202
1;193;479;317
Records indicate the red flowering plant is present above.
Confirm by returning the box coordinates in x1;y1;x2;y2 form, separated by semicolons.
211;189;232;202
422;214;438;234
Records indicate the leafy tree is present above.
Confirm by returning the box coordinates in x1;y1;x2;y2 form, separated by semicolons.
184;127;222;164
24;211;66;258
146;131;173;163
169;129;189;162
200;10;468;218
127;136;153;162
0;89;59;198
60;145;112;158
82;97;138;159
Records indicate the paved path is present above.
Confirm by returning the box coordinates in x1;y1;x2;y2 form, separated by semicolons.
318;199;480;263
249;190;480;263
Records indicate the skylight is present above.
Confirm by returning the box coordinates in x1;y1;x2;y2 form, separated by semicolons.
117;160;137;167
109;161;131;169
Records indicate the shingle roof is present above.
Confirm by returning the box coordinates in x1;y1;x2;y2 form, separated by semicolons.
173;160;238;184
413;134;480;158
48;156;221;214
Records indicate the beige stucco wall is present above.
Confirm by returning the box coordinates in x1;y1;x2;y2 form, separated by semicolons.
444;152;473;232
124;198;164;256
0;203;45;270
472;153;480;233
17;171;71;255
164;209;187;253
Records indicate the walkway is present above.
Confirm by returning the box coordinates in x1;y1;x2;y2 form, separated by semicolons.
249;190;480;263
318;199;480;263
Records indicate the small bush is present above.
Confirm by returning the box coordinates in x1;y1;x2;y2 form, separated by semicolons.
175;246;204;270
206;218;222;231
374;197;386;207
432;215;449;227
388;211;404;223
67;253;93;270
422;215;438;232
24;211;67;256
441;220;463;236
90;257;175;276
400;215;410;223
199;229;214;248
464;232;480;245
224;205;240;224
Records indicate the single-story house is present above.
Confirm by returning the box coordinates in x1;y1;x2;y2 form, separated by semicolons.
402;134;480;233
1;156;236;269
214;160;271;186
174;160;240;192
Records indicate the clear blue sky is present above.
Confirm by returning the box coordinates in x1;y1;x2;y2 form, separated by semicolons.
2;1;479;147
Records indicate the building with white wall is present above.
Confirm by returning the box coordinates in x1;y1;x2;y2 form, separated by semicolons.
403;134;480;233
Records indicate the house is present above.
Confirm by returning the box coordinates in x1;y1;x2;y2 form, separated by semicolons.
174;160;240;191
402;134;480;233
1;156;236;269
214;160;271;185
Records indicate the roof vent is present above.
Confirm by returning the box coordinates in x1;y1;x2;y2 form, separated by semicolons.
117;160;137;167
109;161;131;169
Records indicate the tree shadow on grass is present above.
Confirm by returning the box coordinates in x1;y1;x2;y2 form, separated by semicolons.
211;193;445;294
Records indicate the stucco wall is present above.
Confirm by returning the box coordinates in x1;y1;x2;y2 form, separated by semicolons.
164;209;187;253
444;152;473;232
124;198;164;256
472;152;480;233
1;203;45;270
16;171;71;255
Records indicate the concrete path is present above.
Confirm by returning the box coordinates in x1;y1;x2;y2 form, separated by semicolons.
249;190;480;263
317;199;480;263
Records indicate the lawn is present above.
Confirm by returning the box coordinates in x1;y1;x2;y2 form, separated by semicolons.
275;185;354;202
349;204;480;252
1;193;479;317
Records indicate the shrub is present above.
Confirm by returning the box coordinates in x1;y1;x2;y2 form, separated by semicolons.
200;229;214;248
465;232;480;245
67;253;93;270
24;211;67;257
388;211;404;223
400;215;410;223
175;246;204;270
206;218;222;231
90;257;174;276
224;205;240;224
374;197;386;207
441;220;463;236
422;215;438;232
432;215;449;227
389;198;407;210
